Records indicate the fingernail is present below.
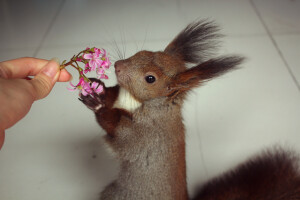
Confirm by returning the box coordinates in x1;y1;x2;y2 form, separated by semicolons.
41;58;60;79
52;57;60;65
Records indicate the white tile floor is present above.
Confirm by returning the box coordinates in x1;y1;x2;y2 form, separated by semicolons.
0;0;299;199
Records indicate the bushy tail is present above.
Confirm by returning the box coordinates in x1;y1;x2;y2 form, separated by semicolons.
193;147;300;200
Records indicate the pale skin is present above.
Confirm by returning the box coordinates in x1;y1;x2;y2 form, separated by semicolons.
0;57;72;150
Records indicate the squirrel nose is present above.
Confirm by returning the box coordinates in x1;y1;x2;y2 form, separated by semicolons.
115;60;125;73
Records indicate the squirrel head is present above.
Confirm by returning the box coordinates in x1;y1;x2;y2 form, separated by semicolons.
114;20;244;102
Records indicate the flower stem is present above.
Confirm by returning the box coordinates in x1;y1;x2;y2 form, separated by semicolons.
59;50;91;83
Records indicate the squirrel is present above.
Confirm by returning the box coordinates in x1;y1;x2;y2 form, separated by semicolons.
79;20;300;200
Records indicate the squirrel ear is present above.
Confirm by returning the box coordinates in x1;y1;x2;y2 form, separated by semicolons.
167;56;244;96
164;20;221;64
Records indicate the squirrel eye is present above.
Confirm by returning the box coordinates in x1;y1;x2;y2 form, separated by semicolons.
145;75;156;83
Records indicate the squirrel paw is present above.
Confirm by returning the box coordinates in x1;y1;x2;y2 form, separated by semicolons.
79;92;105;112
79;78;106;112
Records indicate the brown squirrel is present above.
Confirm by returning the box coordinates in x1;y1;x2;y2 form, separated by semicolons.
80;21;300;199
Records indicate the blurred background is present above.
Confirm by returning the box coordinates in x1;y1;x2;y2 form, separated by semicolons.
0;0;299;199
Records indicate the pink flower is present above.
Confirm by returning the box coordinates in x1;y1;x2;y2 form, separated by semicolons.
83;49;102;71
67;77;85;91
64;47;110;96
81;81;104;96
86;49;111;78
95;67;109;79
67;78;104;96
81;82;91;96
100;49;111;70
84;63;91;73
94;48;101;55
90;81;104;94
96;68;104;75
98;74;108;79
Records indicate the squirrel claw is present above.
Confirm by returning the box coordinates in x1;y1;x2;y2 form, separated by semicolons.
79;92;104;112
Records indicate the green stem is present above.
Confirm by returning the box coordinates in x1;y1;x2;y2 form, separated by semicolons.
59;48;95;83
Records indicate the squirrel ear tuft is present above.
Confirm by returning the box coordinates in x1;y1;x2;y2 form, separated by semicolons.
164;20;221;64
167;56;245;96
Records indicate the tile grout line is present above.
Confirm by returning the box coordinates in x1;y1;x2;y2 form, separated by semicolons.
13;32;279;53
33;0;66;57
194;92;209;179
176;0;208;176
249;0;300;92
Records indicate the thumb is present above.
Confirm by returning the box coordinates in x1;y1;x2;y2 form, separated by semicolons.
30;58;60;100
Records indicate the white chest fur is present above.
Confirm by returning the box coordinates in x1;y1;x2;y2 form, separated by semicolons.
113;87;142;112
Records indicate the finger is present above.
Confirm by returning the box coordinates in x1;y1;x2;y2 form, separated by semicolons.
0;57;73;82
58;69;72;82
0;57;49;79
29;59;60;100
0;130;5;150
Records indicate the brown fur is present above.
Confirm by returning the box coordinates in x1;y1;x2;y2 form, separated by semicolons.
79;20;300;199
193;148;300;200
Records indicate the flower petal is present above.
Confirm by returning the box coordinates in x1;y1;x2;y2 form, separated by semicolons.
97;68;104;75
101;62;109;69
83;53;93;59
102;49;107;56
84;82;92;91
81;89;89;96
91;81;99;89
95;59;102;66
94;48;101;57
67;87;77;91
89;60;97;71
69;82;76;87
99;74;108;79
78;78;85;86
94;84;103;94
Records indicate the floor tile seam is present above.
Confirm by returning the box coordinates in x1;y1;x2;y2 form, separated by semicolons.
194;92;209;179
29;33;283;51
249;0;300;92
33;0;66;57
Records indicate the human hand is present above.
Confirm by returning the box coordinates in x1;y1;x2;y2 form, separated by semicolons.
0;57;72;149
